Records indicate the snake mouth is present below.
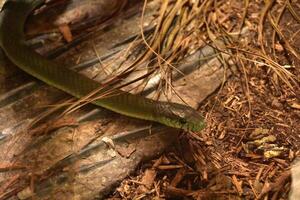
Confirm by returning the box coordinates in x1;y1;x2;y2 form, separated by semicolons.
156;102;206;132
159;115;205;132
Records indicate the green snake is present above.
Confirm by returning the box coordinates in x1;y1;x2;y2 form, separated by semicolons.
0;0;205;131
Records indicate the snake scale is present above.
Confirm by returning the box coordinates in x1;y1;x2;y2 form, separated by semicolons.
0;0;205;131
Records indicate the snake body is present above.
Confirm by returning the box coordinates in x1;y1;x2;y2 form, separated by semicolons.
0;0;205;131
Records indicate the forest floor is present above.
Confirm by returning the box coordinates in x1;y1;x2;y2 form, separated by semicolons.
0;0;299;200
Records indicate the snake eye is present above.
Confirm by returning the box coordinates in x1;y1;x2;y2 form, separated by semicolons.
179;117;187;125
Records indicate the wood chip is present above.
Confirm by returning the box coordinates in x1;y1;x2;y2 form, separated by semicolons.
231;175;243;196
58;23;73;42
140;169;157;189
171;168;186;187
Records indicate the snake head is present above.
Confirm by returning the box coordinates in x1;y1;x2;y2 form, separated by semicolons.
157;102;206;132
